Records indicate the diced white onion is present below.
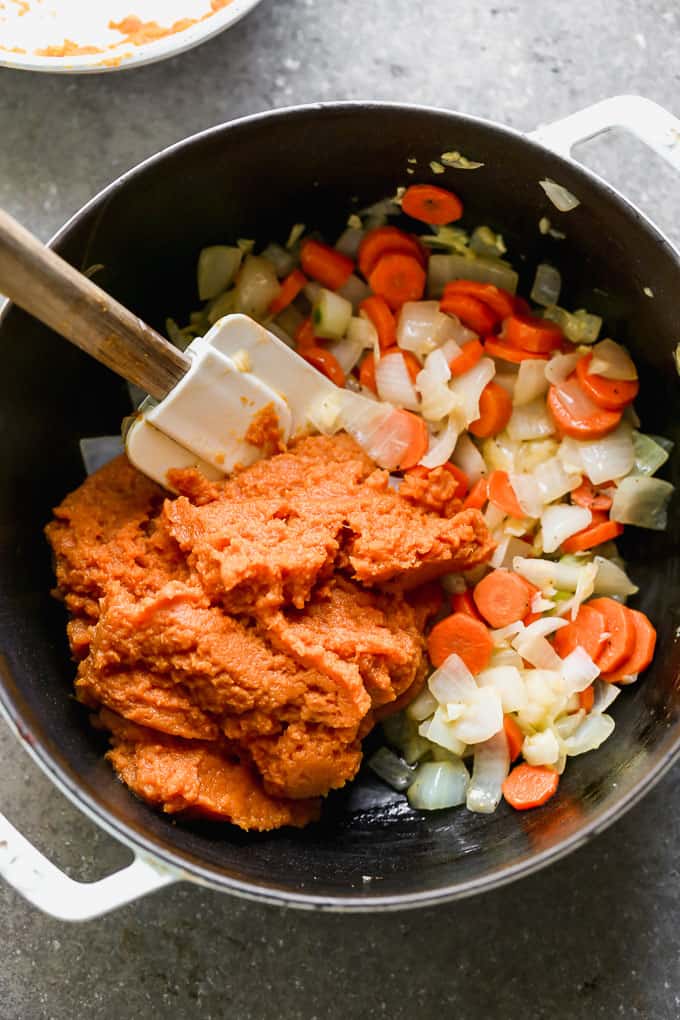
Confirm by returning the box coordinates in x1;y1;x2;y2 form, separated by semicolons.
420;415;462;469
397;301;473;358
260;242;296;278
451;433;486;483
490;648;525;669
476;666;526;712
545;351;581;385
341;401;406;469
610;475;674;530
312;288;353;340
557;560;598;620
449;357;496;426
368;747;415;791
541;504;592;553
589;339;638;381
514;360;549;406
347;315;378;350
428;654;477;703
539;178;580;212
197;245;243;300
265;321;294;347
531;263;562;306
427;253;519;298
592;679;621;714
491;535;533;570
337;273;371;311
522;729;560;766
490;619;526;646
484;501;507;531
466;730;510;813
508;473;543;518
563;713;615;756
507;398;555;441
632;432;671;477
544;306;602;344
416;348;459;422
561;646;600;694
493;369;517;399
592;556;639;597
517;669;567;728
335;226;364;259
575;424;635;485
513;624;564;670
375;351;421;411
406;688;438;721
407;760;470;810
535;456;581;504
235;255;281;319
447;688;504;745
419;707;468;755
304;280;323;304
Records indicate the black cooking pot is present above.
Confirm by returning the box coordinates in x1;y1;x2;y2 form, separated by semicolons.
2;100;680;913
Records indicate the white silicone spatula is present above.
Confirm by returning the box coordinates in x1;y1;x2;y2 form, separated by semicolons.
0;208;389;487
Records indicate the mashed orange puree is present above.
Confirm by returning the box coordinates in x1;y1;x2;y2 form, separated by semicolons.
46;434;493;830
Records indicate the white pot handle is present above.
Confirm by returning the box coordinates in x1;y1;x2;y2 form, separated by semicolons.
529;94;680;172
0;811;177;921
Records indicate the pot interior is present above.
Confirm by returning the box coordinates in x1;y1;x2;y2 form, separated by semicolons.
1;105;679;906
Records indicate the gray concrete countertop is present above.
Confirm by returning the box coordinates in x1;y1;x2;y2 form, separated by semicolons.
1;2;680;1017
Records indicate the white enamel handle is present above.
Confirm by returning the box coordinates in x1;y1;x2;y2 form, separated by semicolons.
0;811;177;921
529;94;680;172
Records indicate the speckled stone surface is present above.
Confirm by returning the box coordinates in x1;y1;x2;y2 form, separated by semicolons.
1;2;680;1018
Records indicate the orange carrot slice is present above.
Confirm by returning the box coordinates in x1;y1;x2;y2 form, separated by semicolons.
268;268;307;315
561;510;624;553
450;588;484;621
578;686;595;712
359;295;397;351
300;239;354;290
588;597;637;674
575;353;639;410
487;470;524;517
357;226;426;279
427;613;493;673
502;763;559;809
401;183;463;225
302;345;346;387
443;280;516;321
295;316;318;351
463;476;489;510
359;350;377;393
601;608;657;684
547;377;623;440
553;603;607;662
368;253;426;310
440;293;498;335
570;478;614;512
449;338;484;377
503;313;564;354
503;715;524;762
473;569;535;628
468;381;513;438
484;337;550;363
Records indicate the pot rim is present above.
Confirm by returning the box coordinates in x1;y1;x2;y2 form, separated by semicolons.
2;99;680;910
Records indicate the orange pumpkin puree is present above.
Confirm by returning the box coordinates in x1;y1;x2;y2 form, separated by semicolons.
46;434;493;830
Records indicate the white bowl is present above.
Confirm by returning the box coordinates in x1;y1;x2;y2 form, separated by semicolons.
0;0;264;74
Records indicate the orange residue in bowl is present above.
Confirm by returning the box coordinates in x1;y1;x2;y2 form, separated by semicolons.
36;39;102;57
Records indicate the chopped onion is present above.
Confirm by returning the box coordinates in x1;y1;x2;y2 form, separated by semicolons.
469;225;506;256
535;456;581;504
197;245;243;300
518;669;567;728
416;348;458;421
420;415;461;468
531;263;562;307
514;556;580;592
342;400;398;459
522;729;560;766
407;760;470;811
491;535;533;570
554;711;585;739
447;688;504;745
545;351;580;385
260;242;296;278
523;616;569;640
449;357;496;425
592;679;621;714
563;713;615;756
368;747;415;791
335;226;364;259
406;688;438;721
610;475;674;530
541;504;592;553
326;335;365;374
490;648;524;669
561;646;600;695
376;351;421;411
539;178;580;212
589;339;638;381
490;619;526;646
576;424;635;485
477;666;526;712
347;315;378;350
508;473;543;518
428;653;477;703
304;280;323;304
466;730;510;813
484;501;507;531
507;398;555;442
312;288;353;340
419;707;468;755
513;622;564;670
632;432;672;477
493;370;517;399
337;273;371;311
397;301;473;358
234;255;281;318
427;253;519;298
557;560;598;620
592;555;639;597
544;306;602;344
514;360;549;406
451;433;486;483
265;321;294;348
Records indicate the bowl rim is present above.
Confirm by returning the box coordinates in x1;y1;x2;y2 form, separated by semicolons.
2;99;680;910
0;0;264;75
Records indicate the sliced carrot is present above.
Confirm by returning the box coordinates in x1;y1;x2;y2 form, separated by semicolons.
302;345;346;387
503;715;524;762
450;588;484;621
588;597;637;674
570;478;614;512
440;293;498;335
463;476;489;510
547;378;623;440
484;337;550;363
487;469;524;517
369;407;429;470
468;381;513;438
300;239;354;290
503;314;563;354
473;569;534;628
575;353;640;410
359;350;377;393
427;613;493;674
357;226;426;279
368;253;426;310
579;686;595;712
553;603;607;662
449;338;484;377
268;268;307;315
443;280;516;322
561;510;624;553
359;295;397;351
502;763;559;810
401;183;463;225
601;608;657;684
295;316;317;351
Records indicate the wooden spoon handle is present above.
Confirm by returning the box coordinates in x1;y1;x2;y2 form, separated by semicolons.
0;208;190;401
